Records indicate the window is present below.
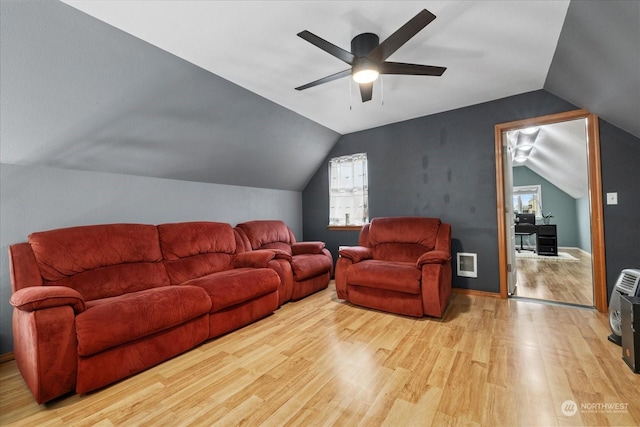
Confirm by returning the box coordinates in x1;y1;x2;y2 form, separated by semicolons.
513;185;542;218
329;153;368;226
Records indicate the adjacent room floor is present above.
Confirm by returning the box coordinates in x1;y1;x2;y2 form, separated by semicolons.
513;247;594;307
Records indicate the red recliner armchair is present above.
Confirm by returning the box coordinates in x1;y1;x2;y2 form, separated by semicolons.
335;217;452;318
235;220;333;305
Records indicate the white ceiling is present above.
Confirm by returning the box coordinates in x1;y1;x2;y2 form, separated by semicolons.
62;0;571;135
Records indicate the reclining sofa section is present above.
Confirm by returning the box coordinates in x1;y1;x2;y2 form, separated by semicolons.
8;221;282;403
235;220;333;305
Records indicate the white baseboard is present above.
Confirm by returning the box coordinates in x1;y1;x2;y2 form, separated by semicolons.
559;246;592;257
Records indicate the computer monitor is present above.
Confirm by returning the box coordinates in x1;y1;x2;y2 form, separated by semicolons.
516;213;536;225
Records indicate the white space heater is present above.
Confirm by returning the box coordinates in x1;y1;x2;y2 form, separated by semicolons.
609;269;640;344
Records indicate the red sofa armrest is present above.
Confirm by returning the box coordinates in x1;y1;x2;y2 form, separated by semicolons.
233;250;277;268
339;246;373;263
291;241;325;255
417;250;451;268
10;286;86;314
420;258;452;318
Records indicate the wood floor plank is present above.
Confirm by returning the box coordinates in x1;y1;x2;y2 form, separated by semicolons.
1;283;639;426
357;366;413;426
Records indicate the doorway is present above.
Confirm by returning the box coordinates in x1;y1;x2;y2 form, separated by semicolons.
494;109;608;312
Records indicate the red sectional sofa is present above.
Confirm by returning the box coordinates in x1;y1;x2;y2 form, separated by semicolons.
335;217;452;318
8;221;318;404
235;220;333;305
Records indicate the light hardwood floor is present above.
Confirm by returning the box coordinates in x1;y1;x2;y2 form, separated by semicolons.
513;247;594;307
1;283;639;426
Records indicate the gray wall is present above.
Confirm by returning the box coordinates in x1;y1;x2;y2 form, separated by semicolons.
599;120;640;292
513;166;580;248
302;90;640;297
0;163;302;354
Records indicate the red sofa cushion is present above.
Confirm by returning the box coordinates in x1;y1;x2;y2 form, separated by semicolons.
347;260;421;294
158;222;236;284
368;217;441;247
180;268;279;312
260;242;293;255
291;254;333;281
158;222;235;259
29;224;169;301
46;263;169;302
236;220;294;250
162;254;233;285
368;217;441;263
76;286;211;357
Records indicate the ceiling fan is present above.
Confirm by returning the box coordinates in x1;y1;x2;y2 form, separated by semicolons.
295;9;446;102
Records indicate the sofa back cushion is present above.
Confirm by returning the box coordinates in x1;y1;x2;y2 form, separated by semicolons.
236;220;295;254
368;217;441;263
29;224;168;301
158;222;236;284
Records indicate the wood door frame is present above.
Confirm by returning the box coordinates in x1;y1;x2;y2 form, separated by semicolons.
494;109;607;312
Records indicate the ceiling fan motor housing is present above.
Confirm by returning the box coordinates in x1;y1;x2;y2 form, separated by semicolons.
351;33;379;57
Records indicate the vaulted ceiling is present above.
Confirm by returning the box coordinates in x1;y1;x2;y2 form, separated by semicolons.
508;119;588;199
2;1;638;192
61;0;570;135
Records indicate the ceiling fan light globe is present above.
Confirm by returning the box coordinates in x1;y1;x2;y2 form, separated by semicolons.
352;69;379;84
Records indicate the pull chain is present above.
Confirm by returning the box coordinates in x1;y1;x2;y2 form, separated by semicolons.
380;75;384;106
349;77;352;110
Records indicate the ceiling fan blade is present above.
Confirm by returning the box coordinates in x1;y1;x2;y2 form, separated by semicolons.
381;62;446;76
359;82;373;102
367;9;436;63
297;30;355;65
295;69;352;91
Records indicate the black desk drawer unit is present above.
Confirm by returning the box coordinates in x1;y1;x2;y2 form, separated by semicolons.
537;224;557;256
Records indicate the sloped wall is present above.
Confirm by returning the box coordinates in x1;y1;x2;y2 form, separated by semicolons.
0;0;339;191
545;0;640;139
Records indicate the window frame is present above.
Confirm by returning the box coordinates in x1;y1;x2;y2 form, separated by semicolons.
512;184;543;219
328;152;369;228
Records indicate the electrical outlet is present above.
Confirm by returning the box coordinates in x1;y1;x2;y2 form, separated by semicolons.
607;192;618;205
